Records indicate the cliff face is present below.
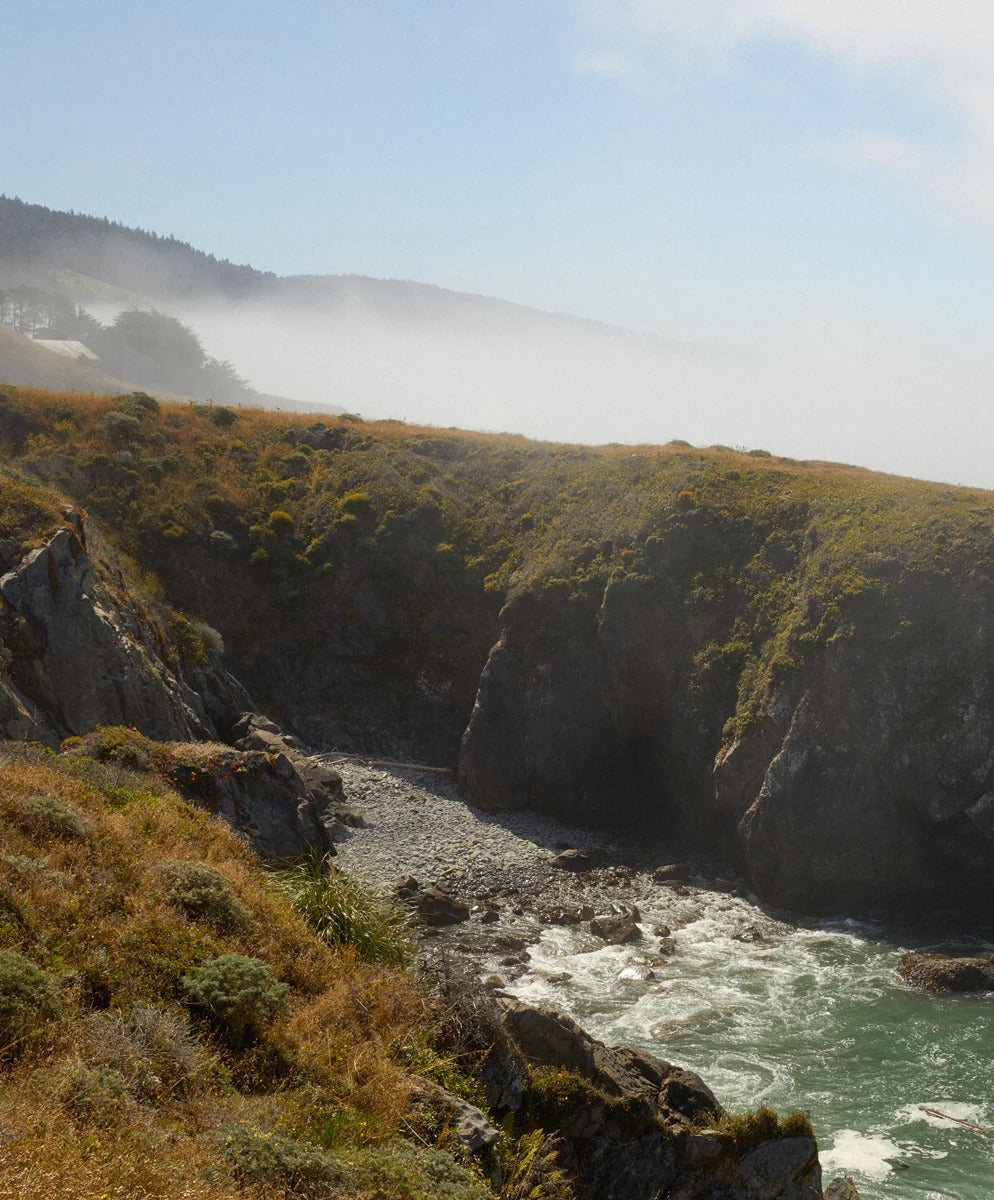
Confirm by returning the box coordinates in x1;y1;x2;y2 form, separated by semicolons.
460;511;994;920
0;511;250;746
4;387;994;921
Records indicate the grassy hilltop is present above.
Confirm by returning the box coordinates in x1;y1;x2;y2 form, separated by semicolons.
1;384;991;765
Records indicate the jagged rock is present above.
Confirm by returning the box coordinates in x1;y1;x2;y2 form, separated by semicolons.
653;864;689;884
232;711;305;754
417;886;470;926
0;524;226;744
409;1077;499;1153
63;733;332;861
737;1137;820;1199
897;951;994;993
824;1178;862;1200
550;848;594;871
500;999;721;1126
589;911;642;944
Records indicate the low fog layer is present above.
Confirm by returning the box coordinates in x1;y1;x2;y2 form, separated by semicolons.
168;293;994;490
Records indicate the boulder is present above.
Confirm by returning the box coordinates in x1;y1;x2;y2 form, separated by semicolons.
418;886;470;926
824;1178;862;1200
550;848;595;872
897;951;994;993
500;999;721;1126
590;911;642;944
409;1077;499;1153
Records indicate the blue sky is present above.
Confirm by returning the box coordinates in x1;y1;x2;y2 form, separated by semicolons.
6;2;994;482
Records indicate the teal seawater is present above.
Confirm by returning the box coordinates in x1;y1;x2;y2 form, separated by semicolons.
505;887;994;1199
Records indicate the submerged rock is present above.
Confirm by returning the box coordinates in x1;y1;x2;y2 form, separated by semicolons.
897;951;994;993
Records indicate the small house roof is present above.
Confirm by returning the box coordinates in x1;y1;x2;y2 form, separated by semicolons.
34;339;100;361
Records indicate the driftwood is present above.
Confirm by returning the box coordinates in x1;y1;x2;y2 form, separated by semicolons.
919;1106;991;1134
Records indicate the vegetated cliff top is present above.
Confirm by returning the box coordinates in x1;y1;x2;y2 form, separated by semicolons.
1;384;992;754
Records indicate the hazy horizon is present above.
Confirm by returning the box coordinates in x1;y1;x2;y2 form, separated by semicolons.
8;3;994;487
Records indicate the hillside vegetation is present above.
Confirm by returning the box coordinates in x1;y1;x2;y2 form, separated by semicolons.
1;385;993;916
0;739;514;1199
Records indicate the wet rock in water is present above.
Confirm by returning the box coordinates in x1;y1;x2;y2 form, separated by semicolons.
417;886;471;926
590;910;642;944
825;1177;862;1200
653;924;672;938
544;908;581;926
480;908;500;924
656;937;677;956
617;963;655;982
550;848;595;871
897;950;994;993
393;875;421;902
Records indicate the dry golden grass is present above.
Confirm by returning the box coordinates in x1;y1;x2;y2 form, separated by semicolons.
0;745;479;1198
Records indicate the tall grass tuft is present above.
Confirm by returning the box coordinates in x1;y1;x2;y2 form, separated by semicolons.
270;856;412;967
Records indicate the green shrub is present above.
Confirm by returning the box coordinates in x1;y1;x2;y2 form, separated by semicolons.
501;1130;574;1199
339;490;372;516
218;1125;341;1196
157;861;251;934
181;953;289;1046
270;858;411;966
59;1064;130;1125
13;793;89;841
0;951;59;1054
268;509;295;533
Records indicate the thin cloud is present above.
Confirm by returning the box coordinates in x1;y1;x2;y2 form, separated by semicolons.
569;1;994;229
573;49;633;80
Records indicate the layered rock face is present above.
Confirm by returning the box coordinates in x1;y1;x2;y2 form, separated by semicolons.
0;516;249;745
460;536;994;920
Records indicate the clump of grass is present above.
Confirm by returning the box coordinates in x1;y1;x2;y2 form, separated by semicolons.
0;951;60;1056
270;857;412;967
58;1064;130;1126
12;793;89;841
156;860;251;934
700;1104;815;1153
81;1003;215;1103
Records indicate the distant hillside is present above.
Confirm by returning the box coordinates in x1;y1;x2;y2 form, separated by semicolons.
0;196;722;445
0;324;137;394
0;195;270;300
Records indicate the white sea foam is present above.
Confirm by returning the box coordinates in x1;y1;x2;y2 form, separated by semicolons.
820;1130;905;1181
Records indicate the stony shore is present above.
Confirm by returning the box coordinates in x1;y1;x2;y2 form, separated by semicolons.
327;758;775;974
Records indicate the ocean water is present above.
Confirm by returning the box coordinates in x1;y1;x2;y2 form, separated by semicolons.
502;886;994;1199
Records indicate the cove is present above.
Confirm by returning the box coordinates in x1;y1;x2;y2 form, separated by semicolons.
502;885;994;1199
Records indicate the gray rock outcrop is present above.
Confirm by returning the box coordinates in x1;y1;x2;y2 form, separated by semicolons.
0;518;247;744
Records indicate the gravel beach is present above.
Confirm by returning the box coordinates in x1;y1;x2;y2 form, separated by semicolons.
326;759;749;972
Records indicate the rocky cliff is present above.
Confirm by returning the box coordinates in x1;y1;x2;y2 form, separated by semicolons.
460;492;994;921
0;509;248;745
3;387;993;921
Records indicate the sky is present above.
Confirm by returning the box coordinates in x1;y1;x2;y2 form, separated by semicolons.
6;1;994;485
